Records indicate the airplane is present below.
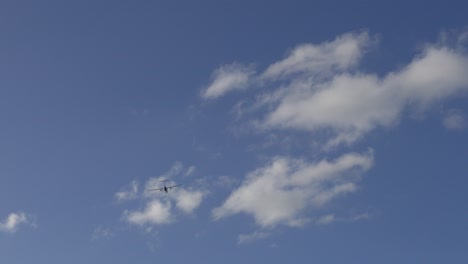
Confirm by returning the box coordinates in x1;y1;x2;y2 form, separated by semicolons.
147;180;182;193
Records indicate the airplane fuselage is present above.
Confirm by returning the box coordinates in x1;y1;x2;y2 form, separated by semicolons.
147;181;181;193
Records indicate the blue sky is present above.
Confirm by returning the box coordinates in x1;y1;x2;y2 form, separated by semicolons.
1;0;468;263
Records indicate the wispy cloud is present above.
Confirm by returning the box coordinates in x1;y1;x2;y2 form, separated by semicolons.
115;180;139;202
0;211;35;234
184;166;196;177
351;212;371;221
443;109;467;130
316;214;336;225
201;63;255;99
213;150;373;228
117;162;207;228
213;175;239;189
261;32;373;80
314;212;372;225
238;231;271;245
164;161;184;178
91;225;114;241
124;200;174;225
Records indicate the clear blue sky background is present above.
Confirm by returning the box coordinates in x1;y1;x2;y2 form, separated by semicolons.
1;0;467;263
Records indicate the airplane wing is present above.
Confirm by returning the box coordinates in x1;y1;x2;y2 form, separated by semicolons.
168;184;182;189
147;187;165;192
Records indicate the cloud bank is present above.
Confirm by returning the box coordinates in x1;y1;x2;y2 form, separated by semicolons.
201;30;468;241
203;31;468;148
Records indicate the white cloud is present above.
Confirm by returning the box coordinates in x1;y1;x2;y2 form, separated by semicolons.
202;30;468;239
174;189;205;214
213;150;373;228
204;31;468;148
0;211;34;234
115;180;139;202
261;32;372;80
259;45;468;148
118;163;206;228
124;200;173;225
443;109;466;130
201;63;255;99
